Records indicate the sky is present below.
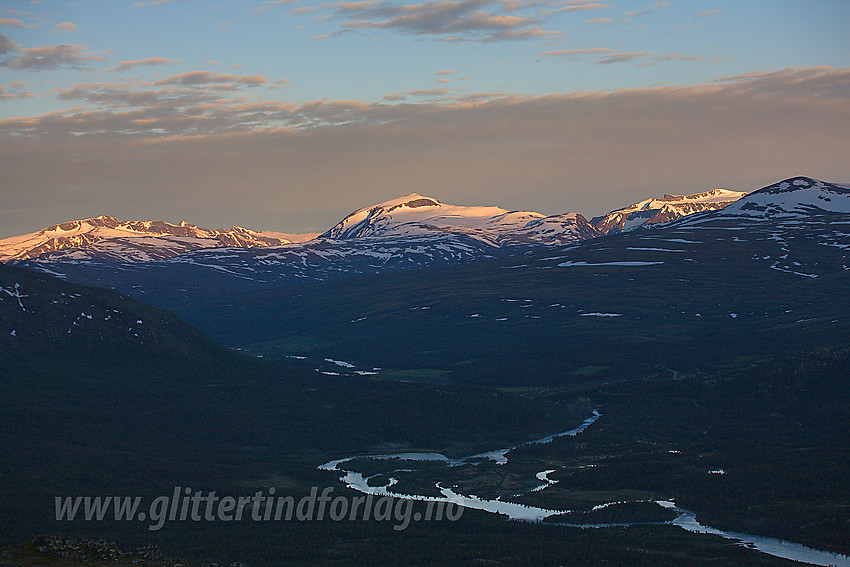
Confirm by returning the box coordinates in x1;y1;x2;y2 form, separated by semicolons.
1;0;848;237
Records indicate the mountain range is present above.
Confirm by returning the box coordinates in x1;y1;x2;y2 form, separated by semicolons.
1;176;848;307
0;185;748;266
0;182;752;301
0;214;318;263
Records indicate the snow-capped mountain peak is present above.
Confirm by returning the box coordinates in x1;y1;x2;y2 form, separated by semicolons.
591;188;747;234
322;194;597;246
0;215;317;263
324;193;517;239
719;176;850;218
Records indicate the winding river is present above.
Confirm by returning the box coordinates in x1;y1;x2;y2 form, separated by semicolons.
320;410;850;566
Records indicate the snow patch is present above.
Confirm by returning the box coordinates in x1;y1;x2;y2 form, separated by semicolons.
558;261;664;267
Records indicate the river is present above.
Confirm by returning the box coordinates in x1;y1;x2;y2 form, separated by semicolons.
320;410;850;566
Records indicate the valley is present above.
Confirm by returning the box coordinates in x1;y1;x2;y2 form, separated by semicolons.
2;176;849;566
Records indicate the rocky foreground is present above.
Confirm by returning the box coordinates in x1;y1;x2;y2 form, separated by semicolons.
0;536;247;567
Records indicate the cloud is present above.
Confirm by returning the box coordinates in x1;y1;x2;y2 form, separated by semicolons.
712;66;850;99
542;47;703;65
0;33;17;55
647;53;704;63
109;57;180;71
16;67;843;144
549;2;606;13
383;87;504;103
154;71;267;87
3;66;846;139
0;83;35;100
585;17;613;23
3;71;285;140
406;88;451;96
317;0;564;41
51;21;79;33
625;1;670;18
0;42;104;70
597;50;650;64
53;81;207;108
435;69;455;75
542;47;613;57
699;9;723;18
0;18;26;28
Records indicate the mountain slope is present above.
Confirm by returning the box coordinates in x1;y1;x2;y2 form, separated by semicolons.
2;263;588;551
0;214;318;263
591;188;746;234
0;263;227;358
13;232;508;305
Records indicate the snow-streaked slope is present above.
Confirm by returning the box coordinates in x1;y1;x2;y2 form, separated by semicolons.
0;215;319;263
17;232;504;304
717;176;850;218
513;213;602;245
323;194;600;246
591;189;746;234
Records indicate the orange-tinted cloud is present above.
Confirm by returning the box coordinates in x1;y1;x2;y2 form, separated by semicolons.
110;57;179;71
0;18;26;28
51;21;79;33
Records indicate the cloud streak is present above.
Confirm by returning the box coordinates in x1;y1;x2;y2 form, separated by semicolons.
0;83;35;100
542;47;703;65
313;0;596;41
154;71;268;87
0;41;104;70
109;57;180;71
